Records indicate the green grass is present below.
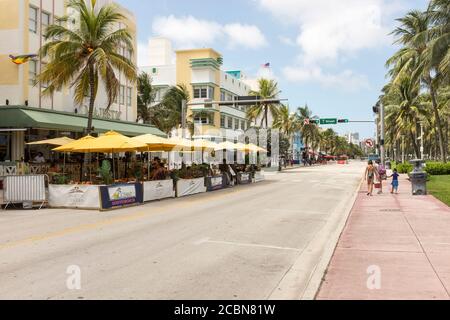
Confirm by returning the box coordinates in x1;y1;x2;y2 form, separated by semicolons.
428;175;450;207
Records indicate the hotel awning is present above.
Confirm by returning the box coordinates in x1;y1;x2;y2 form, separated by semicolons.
0;106;166;137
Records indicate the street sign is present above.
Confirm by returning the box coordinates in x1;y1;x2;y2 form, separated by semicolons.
365;139;375;148
320;118;337;125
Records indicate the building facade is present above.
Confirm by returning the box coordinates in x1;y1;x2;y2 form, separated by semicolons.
0;0;161;162
141;38;252;141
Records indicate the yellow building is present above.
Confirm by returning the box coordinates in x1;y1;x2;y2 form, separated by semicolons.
142;38;251;141
0;0;162;162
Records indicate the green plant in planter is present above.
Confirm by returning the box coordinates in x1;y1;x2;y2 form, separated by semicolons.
53;175;69;185
98;160;113;185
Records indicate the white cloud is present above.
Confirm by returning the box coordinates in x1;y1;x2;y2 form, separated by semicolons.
224;23;267;49
152;16;267;50
279;36;296;46
283;65;370;91
152;15;222;49
258;0;404;89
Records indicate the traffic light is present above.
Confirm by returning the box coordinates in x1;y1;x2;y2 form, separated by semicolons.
338;119;349;123
310;119;320;125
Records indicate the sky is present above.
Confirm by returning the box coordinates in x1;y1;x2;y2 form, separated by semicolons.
116;0;429;139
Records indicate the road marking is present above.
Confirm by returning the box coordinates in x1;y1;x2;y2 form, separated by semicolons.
0;183;270;251
196;238;302;252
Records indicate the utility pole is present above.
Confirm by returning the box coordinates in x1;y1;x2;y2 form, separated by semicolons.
380;102;386;165
181;99;187;139
420;122;424;160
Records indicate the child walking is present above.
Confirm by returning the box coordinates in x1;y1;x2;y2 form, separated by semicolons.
389;169;400;194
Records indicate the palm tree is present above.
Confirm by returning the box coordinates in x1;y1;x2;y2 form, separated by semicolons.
384;75;424;158
426;0;450;77
149;84;190;135
37;0;137;134
247;79;281;128
272;105;298;136
137;72;155;123
296;105;318;152
387;9;447;161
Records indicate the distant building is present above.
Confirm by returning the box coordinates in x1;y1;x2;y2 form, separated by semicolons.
141;38;253;141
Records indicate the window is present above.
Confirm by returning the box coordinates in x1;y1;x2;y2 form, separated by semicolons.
241;120;246;131
42;12;51;37
227;117;233;129
29;6;38;33
220;90;226;102
28;60;37;85
234;118;239;130
126;87;132;106
119;85;125;104
193;85;214;99
220;115;226;128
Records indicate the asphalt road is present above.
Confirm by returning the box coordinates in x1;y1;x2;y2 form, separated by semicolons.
0;162;365;300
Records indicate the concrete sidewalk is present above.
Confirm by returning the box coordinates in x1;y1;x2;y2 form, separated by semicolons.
317;175;450;300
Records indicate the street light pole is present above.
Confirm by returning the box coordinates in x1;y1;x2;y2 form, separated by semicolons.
420;122;424;160
379;102;386;165
181;99;187;139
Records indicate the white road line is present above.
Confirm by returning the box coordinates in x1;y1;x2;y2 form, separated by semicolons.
195;238;302;252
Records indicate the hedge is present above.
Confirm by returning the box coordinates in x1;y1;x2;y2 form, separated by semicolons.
425;162;450;176
396;163;414;174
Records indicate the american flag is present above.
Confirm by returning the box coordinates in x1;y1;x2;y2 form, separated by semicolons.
261;63;271;68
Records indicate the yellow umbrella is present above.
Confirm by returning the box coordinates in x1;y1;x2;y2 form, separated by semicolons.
53;135;96;152
131;134;176;152
27;137;75;146
215;141;239;151
167;137;194;151
192;139;217;152
247;143;267;153
70;131;147;153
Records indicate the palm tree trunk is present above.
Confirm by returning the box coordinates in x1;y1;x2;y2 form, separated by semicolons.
409;130;420;159
265;106;268;129
428;79;446;162
87;64;96;134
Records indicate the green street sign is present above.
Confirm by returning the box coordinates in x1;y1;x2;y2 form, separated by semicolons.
320;118;337;125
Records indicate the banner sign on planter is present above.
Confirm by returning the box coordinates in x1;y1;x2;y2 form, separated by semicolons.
176;178;207;197
49;185;101;209
99;183;143;210
205;175;227;191
237;172;253;185
143;180;175;202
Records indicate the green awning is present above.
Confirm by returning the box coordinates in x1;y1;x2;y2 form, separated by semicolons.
0;106;166;137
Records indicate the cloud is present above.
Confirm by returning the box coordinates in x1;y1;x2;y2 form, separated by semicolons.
224;23;268;49
283;65;370;91
152;15;222;49
279;36;296;46
152;15;267;50
257;0;405;89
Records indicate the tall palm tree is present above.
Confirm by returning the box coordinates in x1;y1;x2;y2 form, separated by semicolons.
37;0;137;134
272;105;298;136
426;0;450;77
137;72;155;123
387;9;447;161
247;79;281;128
384;75;424;158
296;105;318;152
149;84;190;135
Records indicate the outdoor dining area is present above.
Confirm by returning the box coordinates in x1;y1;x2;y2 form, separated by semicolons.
0;131;267;211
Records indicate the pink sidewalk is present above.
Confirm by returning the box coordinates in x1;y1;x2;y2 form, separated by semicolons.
318;175;450;300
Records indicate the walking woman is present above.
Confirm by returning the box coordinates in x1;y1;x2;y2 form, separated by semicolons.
365;160;379;196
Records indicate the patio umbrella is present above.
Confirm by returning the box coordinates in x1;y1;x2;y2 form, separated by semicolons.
131;134;177;152
53;135;96;152
215;141;242;151
192;139;217;152
27;136;75;146
247;143;267;153
167;137;194;151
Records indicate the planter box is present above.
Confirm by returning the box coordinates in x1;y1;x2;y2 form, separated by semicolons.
176;178;207;197
49;184;101;210
143;180;175;202
205;175;227;192
237;172;253;185
254;171;265;183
